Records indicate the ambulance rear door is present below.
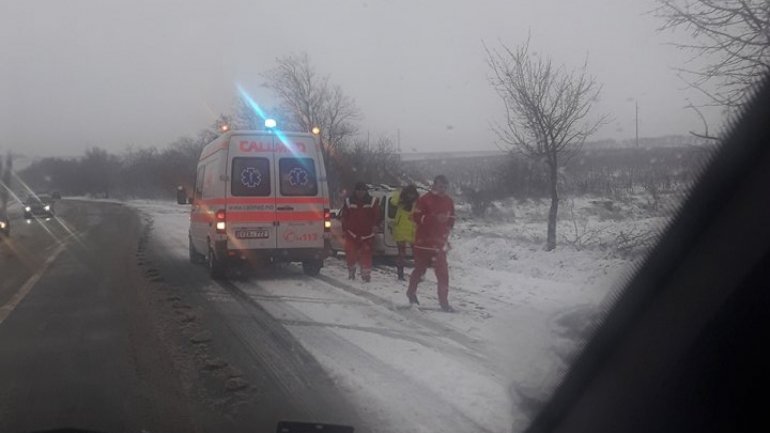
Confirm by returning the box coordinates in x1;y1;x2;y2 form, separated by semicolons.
274;134;325;250
226;133;278;250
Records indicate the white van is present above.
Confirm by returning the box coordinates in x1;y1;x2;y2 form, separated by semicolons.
179;130;332;278
329;184;424;258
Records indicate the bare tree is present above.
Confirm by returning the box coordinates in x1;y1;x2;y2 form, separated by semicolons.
456;162;511;217
655;0;770;109
233;99;298;132
261;53;361;202
261;53;361;159
80;147;121;198
486;37;608;251
340;135;402;188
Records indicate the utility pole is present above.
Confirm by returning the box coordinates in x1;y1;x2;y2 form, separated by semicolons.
635;100;639;147
397;129;401;152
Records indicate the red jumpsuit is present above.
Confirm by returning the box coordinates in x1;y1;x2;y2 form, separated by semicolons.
407;191;455;308
341;194;380;279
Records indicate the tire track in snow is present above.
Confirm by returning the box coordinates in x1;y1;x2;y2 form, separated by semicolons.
314;273;495;361
228;277;500;433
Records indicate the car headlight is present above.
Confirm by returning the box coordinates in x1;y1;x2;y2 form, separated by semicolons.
25;206;31;212
0;221;6;229
44;205;51;211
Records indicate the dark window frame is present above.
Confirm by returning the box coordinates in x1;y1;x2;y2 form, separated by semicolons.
231;157;272;197
278;157;319;197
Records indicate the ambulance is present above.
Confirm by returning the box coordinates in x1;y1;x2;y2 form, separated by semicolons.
179;127;332;279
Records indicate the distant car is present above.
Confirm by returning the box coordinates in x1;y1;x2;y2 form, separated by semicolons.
24;195;55;219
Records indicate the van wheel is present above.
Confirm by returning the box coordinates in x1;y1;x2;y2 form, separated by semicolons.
302;260;322;276
208;247;227;279
189;237;205;264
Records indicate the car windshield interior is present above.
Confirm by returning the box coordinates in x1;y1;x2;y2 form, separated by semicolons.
0;1;763;433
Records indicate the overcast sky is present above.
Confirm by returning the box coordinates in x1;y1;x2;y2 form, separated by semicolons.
0;0;724;159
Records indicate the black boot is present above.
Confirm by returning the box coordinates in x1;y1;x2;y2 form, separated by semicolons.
348;268;356;280
397;266;405;281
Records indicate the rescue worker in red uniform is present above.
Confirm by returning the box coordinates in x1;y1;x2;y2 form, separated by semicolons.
407;175;456;312
341;182;380;282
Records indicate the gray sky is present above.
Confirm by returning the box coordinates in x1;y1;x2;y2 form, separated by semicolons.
0;0;724;158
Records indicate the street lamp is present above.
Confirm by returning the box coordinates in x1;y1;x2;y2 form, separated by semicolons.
311;126;321;135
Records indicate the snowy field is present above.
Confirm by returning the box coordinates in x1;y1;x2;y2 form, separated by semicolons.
127;196;675;433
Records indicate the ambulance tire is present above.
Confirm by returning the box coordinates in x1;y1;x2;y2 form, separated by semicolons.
189;237;205;264
302;260;322;276
208;247;227;280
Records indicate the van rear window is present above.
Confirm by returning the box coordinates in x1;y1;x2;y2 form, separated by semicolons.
279;158;318;196
231;157;271;196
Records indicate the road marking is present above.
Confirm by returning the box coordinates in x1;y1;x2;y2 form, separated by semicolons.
0;242;68;325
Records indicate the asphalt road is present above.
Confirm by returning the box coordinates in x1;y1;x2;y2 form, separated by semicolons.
0;200;362;433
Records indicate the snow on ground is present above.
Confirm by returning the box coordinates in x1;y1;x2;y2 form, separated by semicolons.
127;196;675;433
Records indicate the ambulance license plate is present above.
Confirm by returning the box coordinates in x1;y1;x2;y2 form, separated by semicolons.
235;229;269;239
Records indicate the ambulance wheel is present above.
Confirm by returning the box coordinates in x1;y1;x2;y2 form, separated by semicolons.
208;247;227;279
189;237;205;264
302;260;322;276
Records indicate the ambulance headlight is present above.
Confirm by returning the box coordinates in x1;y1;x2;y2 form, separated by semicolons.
265;118;277;129
324;220;332;229
216;221;226;231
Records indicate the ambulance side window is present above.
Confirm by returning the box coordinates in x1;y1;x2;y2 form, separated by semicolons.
194;166;205;200
231;157;271;197
279;158;318;196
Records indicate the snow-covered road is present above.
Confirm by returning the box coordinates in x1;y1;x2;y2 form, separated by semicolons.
130;199;632;433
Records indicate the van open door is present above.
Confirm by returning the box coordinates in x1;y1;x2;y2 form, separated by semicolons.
226;134;278;251
383;193;398;249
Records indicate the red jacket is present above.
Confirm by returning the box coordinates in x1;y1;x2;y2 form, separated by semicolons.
412;191;455;250
341;194;380;240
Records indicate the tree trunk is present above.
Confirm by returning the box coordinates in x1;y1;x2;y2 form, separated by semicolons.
546;158;559;251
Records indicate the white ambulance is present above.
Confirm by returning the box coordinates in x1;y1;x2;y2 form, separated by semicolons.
179;129;332;279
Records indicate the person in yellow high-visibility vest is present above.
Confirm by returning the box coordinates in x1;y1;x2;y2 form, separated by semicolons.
389;184;420;281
